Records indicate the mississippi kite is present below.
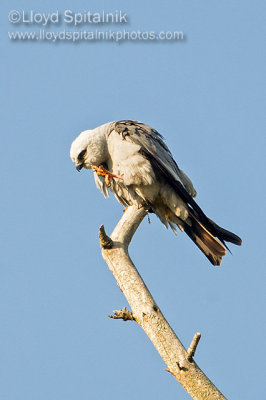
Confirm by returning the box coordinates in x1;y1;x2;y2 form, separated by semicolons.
70;120;241;265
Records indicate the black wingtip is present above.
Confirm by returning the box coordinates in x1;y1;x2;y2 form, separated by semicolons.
207;219;242;246
230;235;242;246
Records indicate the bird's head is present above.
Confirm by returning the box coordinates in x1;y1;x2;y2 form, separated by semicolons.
70;126;109;172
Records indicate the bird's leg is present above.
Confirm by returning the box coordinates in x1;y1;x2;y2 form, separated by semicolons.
91;165;123;186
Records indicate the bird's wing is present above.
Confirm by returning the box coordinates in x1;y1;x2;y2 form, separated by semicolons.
113;120;197;197
113;120;242;248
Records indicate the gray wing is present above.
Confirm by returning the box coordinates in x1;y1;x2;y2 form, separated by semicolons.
114;120;197;197
112;121;241;249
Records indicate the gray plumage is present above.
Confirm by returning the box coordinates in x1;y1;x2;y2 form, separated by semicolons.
70;120;241;266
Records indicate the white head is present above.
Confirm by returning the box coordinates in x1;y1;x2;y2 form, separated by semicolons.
70;123;113;171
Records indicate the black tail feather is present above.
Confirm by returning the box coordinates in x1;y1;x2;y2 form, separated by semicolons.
184;219;226;266
145;152;242;264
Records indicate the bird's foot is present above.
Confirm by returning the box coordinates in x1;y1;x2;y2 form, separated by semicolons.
91;165;123;186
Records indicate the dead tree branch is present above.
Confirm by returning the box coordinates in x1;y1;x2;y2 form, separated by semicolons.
100;205;226;400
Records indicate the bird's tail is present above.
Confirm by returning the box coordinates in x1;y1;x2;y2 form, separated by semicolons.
184;215;227;266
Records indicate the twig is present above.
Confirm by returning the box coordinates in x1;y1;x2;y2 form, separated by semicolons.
187;333;201;361
99;224;113;249
108;307;135;321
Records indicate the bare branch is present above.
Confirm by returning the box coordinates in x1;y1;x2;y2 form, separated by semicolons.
187;333;201;361
100;205;227;400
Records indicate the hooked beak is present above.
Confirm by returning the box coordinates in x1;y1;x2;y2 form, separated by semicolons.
76;163;83;172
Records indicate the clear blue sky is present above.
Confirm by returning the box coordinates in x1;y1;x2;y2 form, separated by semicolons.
1;1;265;399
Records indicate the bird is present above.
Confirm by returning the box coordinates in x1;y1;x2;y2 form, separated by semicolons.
70;120;242;266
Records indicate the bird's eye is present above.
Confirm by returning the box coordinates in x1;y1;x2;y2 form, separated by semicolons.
78;149;86;161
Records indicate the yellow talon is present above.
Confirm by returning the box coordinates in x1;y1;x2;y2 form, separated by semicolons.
91;165;123;186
